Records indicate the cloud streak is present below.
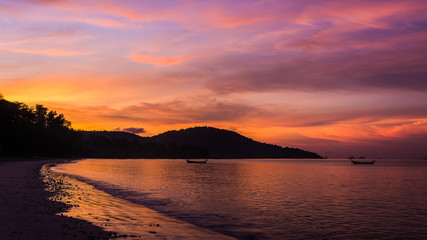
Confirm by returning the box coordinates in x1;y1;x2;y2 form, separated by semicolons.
1;0;427;157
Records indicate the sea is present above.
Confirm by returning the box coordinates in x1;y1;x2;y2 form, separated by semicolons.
51;159;427;239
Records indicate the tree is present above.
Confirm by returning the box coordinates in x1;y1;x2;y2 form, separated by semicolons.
0;98;76;157
35;104;48;128
46;111;71;130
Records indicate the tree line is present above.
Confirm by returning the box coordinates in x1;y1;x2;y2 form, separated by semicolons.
0;95;207;158
1;95;321;159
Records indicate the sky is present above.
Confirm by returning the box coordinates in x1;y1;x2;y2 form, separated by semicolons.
1;0;427;158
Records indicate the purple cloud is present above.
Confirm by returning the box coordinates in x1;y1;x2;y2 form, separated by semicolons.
122;127;145;134
113;127;146;134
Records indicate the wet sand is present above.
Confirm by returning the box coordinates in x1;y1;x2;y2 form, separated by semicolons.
48;161;236;239
0;158;235;239
0;158;113;239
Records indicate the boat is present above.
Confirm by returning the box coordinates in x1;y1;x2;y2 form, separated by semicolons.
186;159;208;163
350;159;375;164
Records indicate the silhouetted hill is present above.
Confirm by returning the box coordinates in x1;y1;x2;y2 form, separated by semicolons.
76;130;207;158
80;130;148;143
150;126;322;158
0;96;321;159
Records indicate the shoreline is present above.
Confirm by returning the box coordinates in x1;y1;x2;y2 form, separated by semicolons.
0;158;235;239
48;160;236;239
0;158;114;239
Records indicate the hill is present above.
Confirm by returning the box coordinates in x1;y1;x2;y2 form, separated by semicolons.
78;131;207;159
0;96;321;159
150;126;322;159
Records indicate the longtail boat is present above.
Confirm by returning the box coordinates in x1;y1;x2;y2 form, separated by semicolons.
186;159;208;163
350;159;375;164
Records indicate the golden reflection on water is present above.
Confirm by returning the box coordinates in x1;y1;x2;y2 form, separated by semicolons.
48;159;427;239
44;163;235;240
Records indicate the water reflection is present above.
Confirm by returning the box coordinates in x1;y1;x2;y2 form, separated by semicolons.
53;159;427;239
46;163;235;239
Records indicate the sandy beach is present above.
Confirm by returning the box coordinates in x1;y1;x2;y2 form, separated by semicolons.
48;161;236;240
0;158;113;240
0;158;235;240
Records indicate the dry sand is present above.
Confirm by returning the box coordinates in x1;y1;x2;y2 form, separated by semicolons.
0;158;113;240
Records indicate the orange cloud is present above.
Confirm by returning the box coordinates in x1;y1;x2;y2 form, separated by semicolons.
1;47;93;57
2;0;427;159
1;75;124;105
130;53;189;66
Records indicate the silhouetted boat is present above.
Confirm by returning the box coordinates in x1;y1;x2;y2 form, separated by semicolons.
186;159;208;163
351;159;375;164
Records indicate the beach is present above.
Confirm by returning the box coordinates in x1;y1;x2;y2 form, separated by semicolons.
0;158;113;240
0;158;235;240
4;158;427;239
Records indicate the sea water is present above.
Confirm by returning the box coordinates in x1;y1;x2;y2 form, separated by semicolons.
51;159;427;239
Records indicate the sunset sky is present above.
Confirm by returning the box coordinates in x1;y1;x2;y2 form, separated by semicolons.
1;0;427;158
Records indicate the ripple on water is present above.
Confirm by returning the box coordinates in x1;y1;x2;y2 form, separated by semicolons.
43;163;236;240
49;159;427;239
